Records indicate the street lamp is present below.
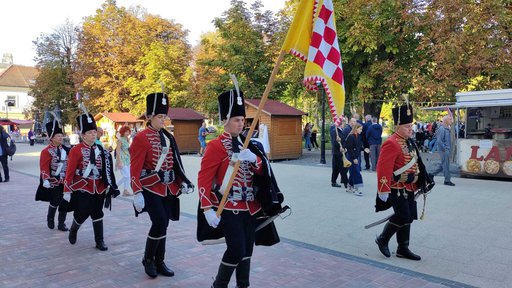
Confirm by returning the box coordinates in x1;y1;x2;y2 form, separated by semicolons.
316;81;326;164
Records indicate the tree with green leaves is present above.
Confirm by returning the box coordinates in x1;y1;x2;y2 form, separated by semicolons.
194;0;279;116
412;0;512;103
31;19;79;127
76;0;191;116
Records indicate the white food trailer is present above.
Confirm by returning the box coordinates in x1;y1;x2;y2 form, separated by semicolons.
424;89;512;179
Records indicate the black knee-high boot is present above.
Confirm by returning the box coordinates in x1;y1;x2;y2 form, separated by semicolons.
155;237;174;277
396;224;421;260
47;206;57;229
142;238;159;278
235;258;251;288
212;263;236;288
375;222;399;257
68;220;80;244
57;212;68;231
93;220;108;251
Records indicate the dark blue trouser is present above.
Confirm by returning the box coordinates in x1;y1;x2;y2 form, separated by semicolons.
220;210;255;265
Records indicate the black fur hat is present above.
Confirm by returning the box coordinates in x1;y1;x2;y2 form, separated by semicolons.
218;89;245;121
45;120;63;138
76;113;97;134
392;104;414;126
146;92;169;116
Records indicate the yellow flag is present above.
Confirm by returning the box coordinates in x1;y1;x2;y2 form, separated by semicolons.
282;0;345;124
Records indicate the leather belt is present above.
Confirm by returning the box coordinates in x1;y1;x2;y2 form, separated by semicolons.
141;169;175;184
75;169;102;179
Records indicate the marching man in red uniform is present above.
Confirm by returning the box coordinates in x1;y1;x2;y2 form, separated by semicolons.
36;119;70;231
130;92;194;278
375;101;423;261
197;88;284;288
63;112;119;251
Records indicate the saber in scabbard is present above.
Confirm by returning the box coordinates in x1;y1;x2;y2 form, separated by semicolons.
364;213;393;229
364;191;426;229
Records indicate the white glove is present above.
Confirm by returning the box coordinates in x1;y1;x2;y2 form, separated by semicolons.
204;209;221;228
63;193;71;202
238;148;257;163
378;192;389;202
180;182;195;194
133;193;145;212
43;180;51;188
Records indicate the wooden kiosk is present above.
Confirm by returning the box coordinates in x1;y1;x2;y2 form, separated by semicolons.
167;108;206;154
245;99;306;160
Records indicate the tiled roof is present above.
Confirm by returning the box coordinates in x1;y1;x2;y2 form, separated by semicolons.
0;65;38;88
168;108;206;120
94;112;143;123
245;99;306;116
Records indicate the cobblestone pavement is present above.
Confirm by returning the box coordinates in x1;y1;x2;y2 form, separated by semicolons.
0;171;472;288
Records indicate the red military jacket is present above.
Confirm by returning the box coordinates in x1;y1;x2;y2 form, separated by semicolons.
376;133;419;193
64;142;108;194
130;126;184;196
40;143;67;187
197;132;263;215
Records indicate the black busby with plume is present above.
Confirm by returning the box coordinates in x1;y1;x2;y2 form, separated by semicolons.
218;74;246;121
146;92;169;116
45;112;63;139
392;94;414;126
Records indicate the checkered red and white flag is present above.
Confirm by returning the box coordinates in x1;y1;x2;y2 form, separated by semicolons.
282;0;345;125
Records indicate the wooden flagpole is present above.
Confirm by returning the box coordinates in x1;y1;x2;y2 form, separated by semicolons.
216;50;287;217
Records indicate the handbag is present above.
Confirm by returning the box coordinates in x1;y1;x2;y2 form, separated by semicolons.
342;153;352;168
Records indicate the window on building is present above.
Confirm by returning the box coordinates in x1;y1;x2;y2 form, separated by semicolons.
7;95;17;108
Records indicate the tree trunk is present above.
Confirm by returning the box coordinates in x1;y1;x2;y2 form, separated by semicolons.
363;101;383;120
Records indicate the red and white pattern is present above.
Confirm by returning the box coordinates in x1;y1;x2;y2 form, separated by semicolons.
287;0;345;125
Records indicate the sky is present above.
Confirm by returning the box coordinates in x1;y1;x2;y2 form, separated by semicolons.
0;0;286;67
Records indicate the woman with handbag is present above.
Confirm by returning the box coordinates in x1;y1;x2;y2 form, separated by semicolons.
346;123;369;196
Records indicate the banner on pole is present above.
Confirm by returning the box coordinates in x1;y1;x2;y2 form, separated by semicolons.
282;0;345;124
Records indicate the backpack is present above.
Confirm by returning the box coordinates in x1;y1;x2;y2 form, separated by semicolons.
6;139;16;157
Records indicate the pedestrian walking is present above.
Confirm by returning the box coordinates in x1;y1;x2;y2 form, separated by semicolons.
330;122;348;188
130;92;194;278
198;121;208;156
366;117;383;171
311;126;319;149
35;119;70;231
430;115;455;186
0;125;11;182
362;115;372;170
303;123;312;150
63;112;120;251
28;128;35;146
374;101;422;261
346;122;366;195
197;88;284;288
115;125;132;196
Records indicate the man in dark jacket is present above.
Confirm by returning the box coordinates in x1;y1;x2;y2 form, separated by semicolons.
330;121;348;188
366;117;383;171
0;125;11;182
362;115;372;170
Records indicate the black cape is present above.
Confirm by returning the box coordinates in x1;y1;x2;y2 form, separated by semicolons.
196;138;285;246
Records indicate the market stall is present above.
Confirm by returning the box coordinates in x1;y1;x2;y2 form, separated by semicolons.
423;89;512;179
454;89;512;179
